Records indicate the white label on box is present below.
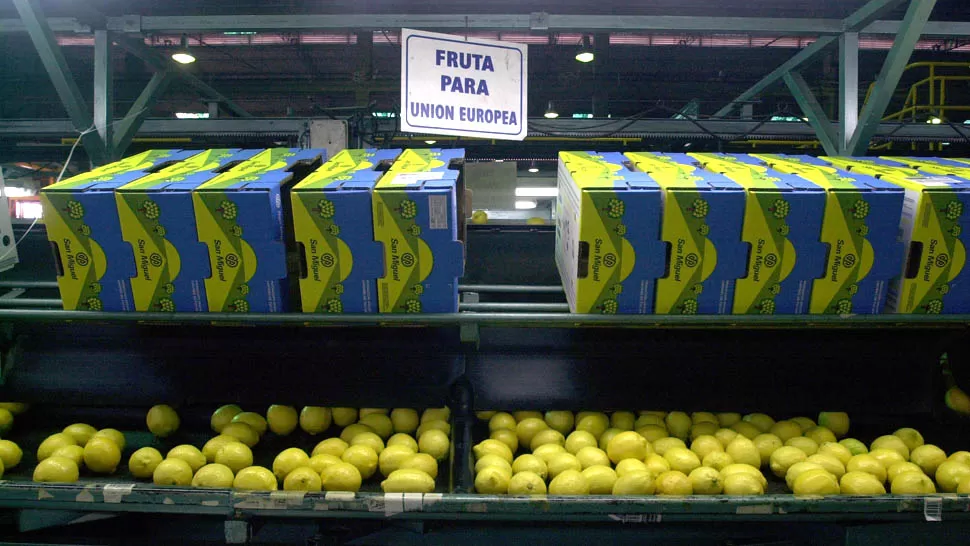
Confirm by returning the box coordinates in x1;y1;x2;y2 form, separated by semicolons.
908;176;960;187
388;172;446;186
428;195;448;230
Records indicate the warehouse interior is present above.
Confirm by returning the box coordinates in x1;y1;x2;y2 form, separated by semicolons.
0;0;969;544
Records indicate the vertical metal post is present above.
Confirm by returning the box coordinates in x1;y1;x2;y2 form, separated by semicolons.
839;32;859;155
355;31;373;106
208;101;219;118
93;30;114;161
591;32;610;118
785;71;839;156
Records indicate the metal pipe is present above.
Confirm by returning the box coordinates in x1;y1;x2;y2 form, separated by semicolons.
0;299;61;307
0;281;58;289
458;284;564;294
0;309;966;329
459;303;570;312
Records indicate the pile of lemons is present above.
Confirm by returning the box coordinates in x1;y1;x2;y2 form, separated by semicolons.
133;404;449;493
472;410;970;497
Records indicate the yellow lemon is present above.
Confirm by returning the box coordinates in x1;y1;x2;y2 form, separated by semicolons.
516;418;549;448
769;421;803;443
598;429;623;451
284;466;323;492
192;463;235;488
233;466;277;491
692;412;718;425
0;439;22;469
817;412;849;438
689;466;723;495
664;446;701;474
221;423;259;447
512;454;548;479
575;446;610;470
869;448;905;470
361;408;389;418
715;428;739;448
231;412;267;436
33;456;78;483
949;451;970;465
665;412;692;440
637;425;669;443
0;402;27;415
544;411;575;435
146;404;180;437
655;470;693;495
612;469;654;495
731;422;762;440
359;414;394;439
722;472;764;495
958;476;970;494
62;423;97;446
702;451;733;471
635;414;665;429
785;436;819;456
742;413;775;433
720;464;767;488
653;437;687;456
387;433;419;453
804;426;837;446
840;471;886;495
418;430;450;461
607;431;648;464
792;468;839;496
320;462;362;492
420;408;450;423
893;428;924;452
716;412;742;427
490;429;518;454
202;435;237;463
611;411;636;431
381;468;435;493
474;454;512;477
153;458;193;486
818;442;853;466
52;445;83;467
512;410;542;422
472;439;512;463
129;447;163;478
935;460;970;492
390;408;419;434
488;412;516;432
273;447;311;481
615;458;649;478
313;438;350;458
869;435;909;460
533;443;566;463
331;407;358;427
838;438;868;455
400;453;438;479
309;454;342;474
92;429;126;451
509;471;547;495
785;461;825;490
891;471;936;494
167;445;206;473
575;413;609;439
37;433;77;461
379;444;416;477
475;466;511;494
530;429;565;452
582;465;618;494
265;405;298;436
546;452;582;479
690;435;723;461
646;453;672;474
83;437;121;474
548;469;589;495
769;446;807;478
887;461;923;483
846;454;887;483
690;423;719;441
351;432;385;454
726;437;761;468
791;417;817;432
416;420;451;437
215;442;253;474
342;445;378;479
910;444;946;476
753;434;783;466
211;404;243;433
806;453;846;478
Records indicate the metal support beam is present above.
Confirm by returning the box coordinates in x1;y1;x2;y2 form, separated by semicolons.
713;36;837;118
784;71;839;156
842;0;909;30
840;32;860;154
848;0;938;155
93;30;114;160
112;71;173;155
115;37;252;118
12;0;105;163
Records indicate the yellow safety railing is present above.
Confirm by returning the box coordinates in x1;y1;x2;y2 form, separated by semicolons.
866;61;970;123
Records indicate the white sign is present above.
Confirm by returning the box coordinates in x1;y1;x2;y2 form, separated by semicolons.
400;28;527;141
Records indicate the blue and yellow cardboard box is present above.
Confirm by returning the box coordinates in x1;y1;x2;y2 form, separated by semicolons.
828;157;970;314
556;151;666;314
40;149;198;311
372;148;465;313
116;149;262;312
192;148;325;313
292;148;400;313
690;153;827;315
752;154;904;314
624;152;747;314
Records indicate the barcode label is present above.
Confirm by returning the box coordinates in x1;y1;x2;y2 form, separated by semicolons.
428;195;448;230
924;497;943;522
389;172;446;186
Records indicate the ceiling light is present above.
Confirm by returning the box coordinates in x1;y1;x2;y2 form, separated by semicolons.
424;140;437;145
175;112;210;119
515;200;538;210
172;35;196;64
544;101;559;119
516;187;558;198
575;36;594;63
930;117;942;125
527;161;539;173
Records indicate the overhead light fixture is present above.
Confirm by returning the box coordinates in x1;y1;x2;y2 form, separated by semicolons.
544;101;559;119
515;200;538;210
575;36;594;63
516;187;558;198
929;117;942;125
171;35;196;64
424;140;437;145
527;161;539;173
175;112;210;119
